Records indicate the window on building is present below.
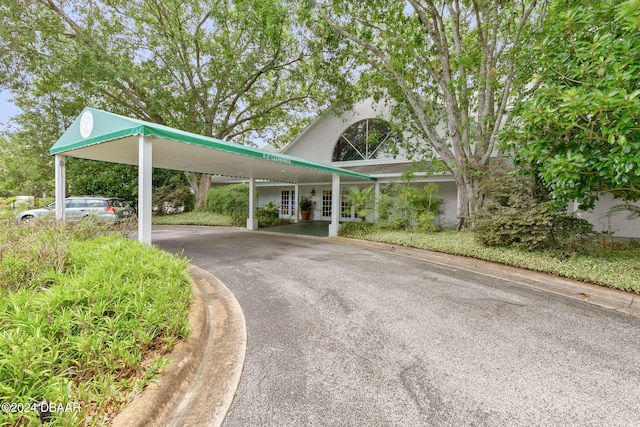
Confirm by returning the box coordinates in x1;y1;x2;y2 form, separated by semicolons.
322;190;332;217
341;190;358;219
332;118;402;162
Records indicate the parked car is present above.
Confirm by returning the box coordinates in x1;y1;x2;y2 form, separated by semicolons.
15;196;135;224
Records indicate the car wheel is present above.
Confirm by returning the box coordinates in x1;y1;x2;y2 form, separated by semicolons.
21;215;34;224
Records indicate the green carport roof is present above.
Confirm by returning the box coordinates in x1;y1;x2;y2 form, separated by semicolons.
50;107;375;184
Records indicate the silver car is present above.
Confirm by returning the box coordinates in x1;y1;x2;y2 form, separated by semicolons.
15;196;135;223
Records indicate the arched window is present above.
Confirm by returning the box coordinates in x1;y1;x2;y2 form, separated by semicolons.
332;119;402;162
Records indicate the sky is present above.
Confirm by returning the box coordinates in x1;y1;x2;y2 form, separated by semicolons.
0;89;20;132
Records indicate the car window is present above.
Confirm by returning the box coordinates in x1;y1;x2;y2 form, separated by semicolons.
87;199;107;207
67;200;86;208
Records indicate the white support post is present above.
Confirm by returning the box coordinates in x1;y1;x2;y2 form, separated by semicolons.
54;154;66;221
374;181;380;222
247;177;258;230
138;135;152;245
294;183;300;223
329;174;341;237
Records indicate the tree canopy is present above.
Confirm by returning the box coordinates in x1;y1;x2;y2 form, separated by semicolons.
0;0;346;206
504;0;640;208
307;0;547;228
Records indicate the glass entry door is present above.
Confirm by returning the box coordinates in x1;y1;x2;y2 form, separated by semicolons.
280;190;295;219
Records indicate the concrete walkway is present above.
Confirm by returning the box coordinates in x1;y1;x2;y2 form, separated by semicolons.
118;226;640;426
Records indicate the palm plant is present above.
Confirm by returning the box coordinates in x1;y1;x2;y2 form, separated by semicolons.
344;186;374;222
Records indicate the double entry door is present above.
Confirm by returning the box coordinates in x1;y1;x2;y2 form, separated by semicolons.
280;190;296;219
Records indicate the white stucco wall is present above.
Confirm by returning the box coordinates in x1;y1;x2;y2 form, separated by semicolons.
282;100;383;162
282;99;429;164
572;195;640;238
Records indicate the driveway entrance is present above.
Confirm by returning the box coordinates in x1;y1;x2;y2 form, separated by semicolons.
153;226;640;426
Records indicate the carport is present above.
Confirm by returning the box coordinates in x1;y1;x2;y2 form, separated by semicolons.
50;108;375;244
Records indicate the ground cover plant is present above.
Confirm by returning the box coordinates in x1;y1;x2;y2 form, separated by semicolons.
153;210;243;227
0;221;192;425
346;229;640;294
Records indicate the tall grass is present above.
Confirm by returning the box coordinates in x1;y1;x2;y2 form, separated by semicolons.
0;222;192;425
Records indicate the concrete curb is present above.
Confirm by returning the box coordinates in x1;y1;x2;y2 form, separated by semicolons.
329;236;640;318
112;264;247;427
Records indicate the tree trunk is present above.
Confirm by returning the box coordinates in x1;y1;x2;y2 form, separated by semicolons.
186;172;211;211
453;167;483;231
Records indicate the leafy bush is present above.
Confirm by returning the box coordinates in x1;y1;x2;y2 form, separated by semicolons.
207;184;249;217
417;211;437;232
153;185;195;214
474;168;594;251
343;186;374;221
375;182;441;230
339;221;374;238
376;213;411;230
256;204;290;228
0;227;192;425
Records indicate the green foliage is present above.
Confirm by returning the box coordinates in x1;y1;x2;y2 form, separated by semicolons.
0;220;126;292
376;182;441;231
417;211;437;233
66;159;189;206
299;195;313;211
474;169;594;251
504;0;640;207
153;211;243;227
0;0;351;210
339;221;374;238
256;201;290;228
0;225;192;425
310;1;546;227
207;184;249;218
153;186;196;215
343;186;374;222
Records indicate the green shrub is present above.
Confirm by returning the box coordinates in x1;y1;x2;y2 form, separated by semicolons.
417;211;437;232
153;185;195;214
207;184;249;217
256;205;289;228
375;182;441;230
339;221;374;238
474;167;594;251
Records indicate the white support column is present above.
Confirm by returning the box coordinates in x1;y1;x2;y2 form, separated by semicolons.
54;154;66;221
329;174;341;237
247;177;258;230
374;181;380;222
293;183;300;223
138;135;152;245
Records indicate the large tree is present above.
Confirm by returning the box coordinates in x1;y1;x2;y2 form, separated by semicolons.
308;0;546;228
0;0;345;209
504;0;640;208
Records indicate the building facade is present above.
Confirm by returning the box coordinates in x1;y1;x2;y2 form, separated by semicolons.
229;99;638;238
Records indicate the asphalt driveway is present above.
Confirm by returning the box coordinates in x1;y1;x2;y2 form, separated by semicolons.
153;226;640;426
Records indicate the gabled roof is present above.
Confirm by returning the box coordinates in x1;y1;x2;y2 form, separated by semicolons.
50;107;375;184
